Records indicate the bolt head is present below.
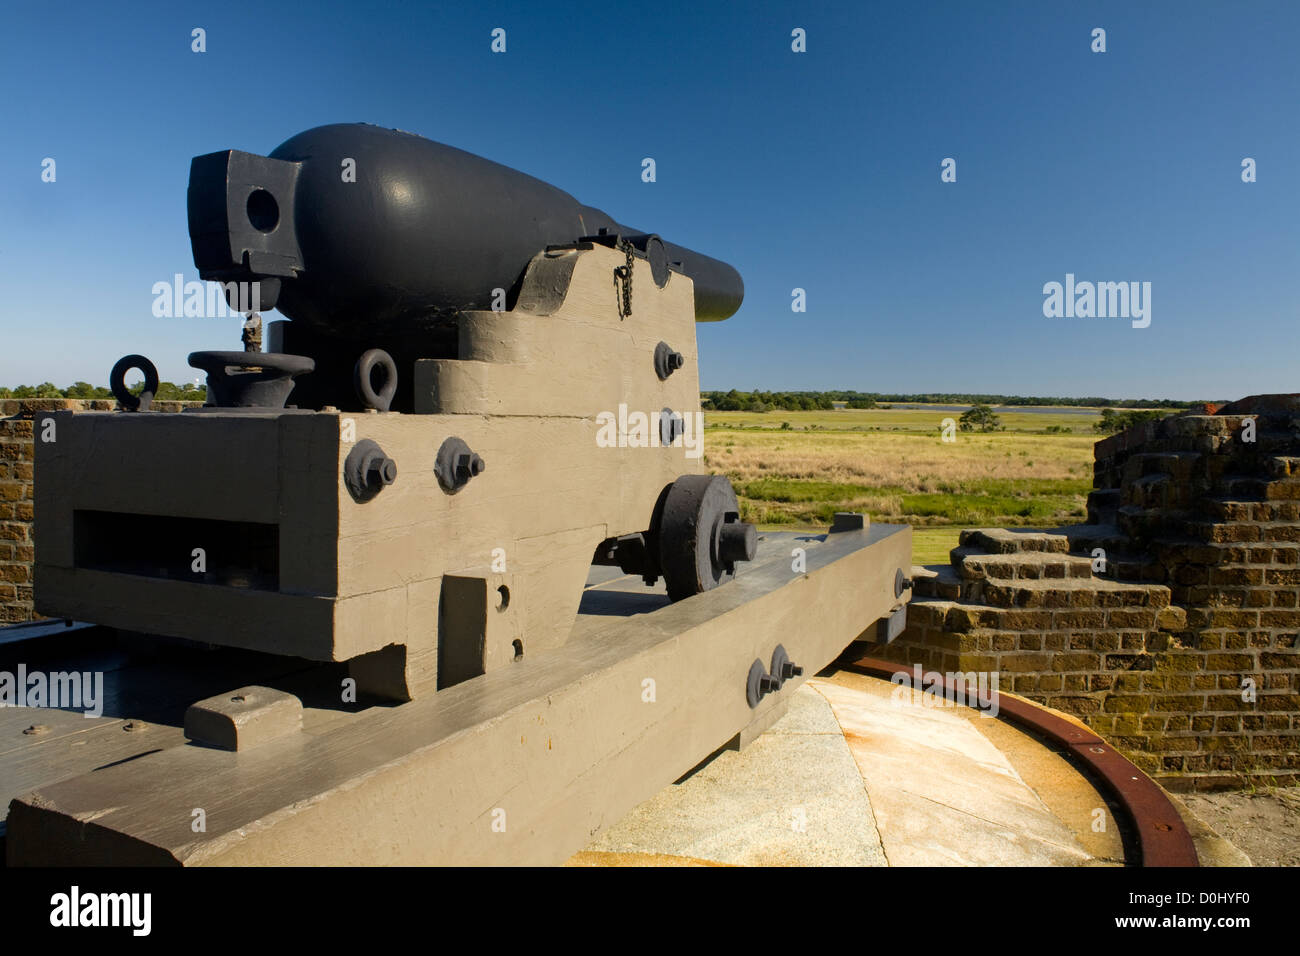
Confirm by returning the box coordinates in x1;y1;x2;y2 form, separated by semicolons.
366;455;397;487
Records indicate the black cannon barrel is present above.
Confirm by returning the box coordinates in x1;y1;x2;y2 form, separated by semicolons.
187;123;743;329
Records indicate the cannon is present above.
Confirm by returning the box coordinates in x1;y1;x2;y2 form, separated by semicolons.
9;125;912;865
42;123;762;699
189;123;744;326
186;124;744;413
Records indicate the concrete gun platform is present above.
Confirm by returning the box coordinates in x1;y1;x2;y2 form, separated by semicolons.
571;671;1248;867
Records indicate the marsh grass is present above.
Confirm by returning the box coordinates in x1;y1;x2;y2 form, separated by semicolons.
705;406;1098;552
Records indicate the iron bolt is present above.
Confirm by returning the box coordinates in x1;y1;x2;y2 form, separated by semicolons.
455;453;485;483
895;568;914;598
434;437;483;494
780;661;803;680
654;341;686;380
366;455;398;488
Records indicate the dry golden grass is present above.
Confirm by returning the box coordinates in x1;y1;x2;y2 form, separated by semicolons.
702;408;1099;532
705;430;1094;491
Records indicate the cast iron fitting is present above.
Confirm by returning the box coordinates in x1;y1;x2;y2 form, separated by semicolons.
344;439;398;502
654;341;685;380
436;437;485;494
746;659;776;709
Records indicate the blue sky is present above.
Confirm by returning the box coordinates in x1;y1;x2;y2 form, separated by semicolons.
1;0;1296;401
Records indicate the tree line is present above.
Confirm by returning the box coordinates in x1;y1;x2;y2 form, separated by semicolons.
701;390;1195;413
0;382;207;401
2;382;1198;420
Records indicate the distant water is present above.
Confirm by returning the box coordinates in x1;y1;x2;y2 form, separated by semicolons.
884;404;1099;416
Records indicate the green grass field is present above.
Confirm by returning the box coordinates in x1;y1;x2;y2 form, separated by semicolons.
910;527;966;565
703;404;1108;566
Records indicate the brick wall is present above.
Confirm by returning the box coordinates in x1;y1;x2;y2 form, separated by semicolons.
881;395;1300;791
0;399;195;623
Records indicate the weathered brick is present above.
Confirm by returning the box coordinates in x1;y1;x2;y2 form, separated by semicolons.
1052;610;1105;629
1206;695;1253;711
1108;608;1157;628
1105;695;1152;713
994;610;1054;629
0;564;29;583
1259;609;1300;628
1259;652;1299;669
1062;673;1089;692
944;606;998;630
1152;695;1204;713
999;653;1050;672
1051;652;1101;672
1156;606;1188;630
1205;609;1260;628
1112;714;1142;735
1211;567;1265;587
1054;696;1101;715
1204;653;1255;671
1153;653;1202;672
1104;653;1155;671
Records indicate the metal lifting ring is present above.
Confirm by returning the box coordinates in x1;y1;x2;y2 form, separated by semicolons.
109;354;160;412
354;348;398;411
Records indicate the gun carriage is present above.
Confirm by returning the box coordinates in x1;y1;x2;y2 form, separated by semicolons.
5;125;911;865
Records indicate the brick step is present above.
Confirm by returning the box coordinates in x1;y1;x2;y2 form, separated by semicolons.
951;549;1095;583
957;528;1070;554
1182;518;1300;544
1060;522;1127;552
1117;505;1194;539
904;591;1183;634
1217;475;1300;501
1216;431;1300;454
1122;473;1195;511
946;545;984;571
1140;535;1290;568
1199;497;1300;523
1122;451;1202;481
976;576;1171;611
1266;456;1300;478
1057;524;1170;582
910;565;961;600
1106;555;1167;583
1086;488;1120;525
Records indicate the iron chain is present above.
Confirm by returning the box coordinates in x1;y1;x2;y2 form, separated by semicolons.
615;238;635;319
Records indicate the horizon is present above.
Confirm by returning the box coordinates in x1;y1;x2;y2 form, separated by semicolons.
0;378;1230;408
